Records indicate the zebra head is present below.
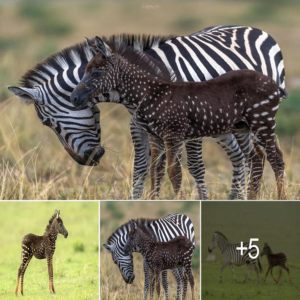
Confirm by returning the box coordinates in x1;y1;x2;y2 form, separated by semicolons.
8;85;105;166
102;242;135;284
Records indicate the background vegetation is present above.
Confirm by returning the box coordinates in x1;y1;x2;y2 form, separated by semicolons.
100;201;200;299
202;202;300;299
0;201;99;299
0;0;300;199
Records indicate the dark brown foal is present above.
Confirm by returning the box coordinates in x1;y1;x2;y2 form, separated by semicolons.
70;36;287;199
15;210;68;296
260;243;292;284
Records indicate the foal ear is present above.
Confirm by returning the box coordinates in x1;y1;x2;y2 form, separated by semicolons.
55;209;60;219
94;36;113;58
8;86;42;104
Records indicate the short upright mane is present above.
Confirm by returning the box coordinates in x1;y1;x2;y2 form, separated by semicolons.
20;33;177;89
215;231;229;241
45;213;56;234
107;217;158;244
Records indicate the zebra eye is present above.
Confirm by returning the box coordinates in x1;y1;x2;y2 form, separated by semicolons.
42;118;52;127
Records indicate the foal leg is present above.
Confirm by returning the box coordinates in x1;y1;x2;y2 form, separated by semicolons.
275;267;281;284
164;139;184;198
20;254;32;296
185;139;208;199
150;269;155;300
161;270;169;300
263;266;271;283
282;265;292;284
184;264;195;300
47;255;55;294
143;260;151;300
149;136;166;199
178;268;188;300
155;270;161;299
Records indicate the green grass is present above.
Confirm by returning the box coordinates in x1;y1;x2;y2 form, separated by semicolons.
0;202;99;300
202;202;300;299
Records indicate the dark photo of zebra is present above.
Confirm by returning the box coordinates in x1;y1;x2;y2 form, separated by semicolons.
15;210;68;296
208;231;262;284
124;219;196;300
102;213;196;300
8;25;287;200
70;36;286;199
260;242;292;284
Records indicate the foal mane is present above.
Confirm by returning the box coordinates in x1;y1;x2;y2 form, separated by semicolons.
20;33;177;89
45;213;57;234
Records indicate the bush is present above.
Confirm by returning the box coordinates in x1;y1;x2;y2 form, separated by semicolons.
73;241;85;252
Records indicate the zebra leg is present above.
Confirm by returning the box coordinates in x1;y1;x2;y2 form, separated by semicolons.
229;264;236;283
164;139;184;198
282;265;292;284
214;134;248;200
179;268;188;300
161;270;169;300
184;264;195;300
234;133;265;199
252;262;260;284
219;261;230;283
143;260;150;300
171;268;182;300
263;266;271;283
185;139;208;200
243;263;252;283
130;117;151;199
149;136;166;199
272;267;279;284
47;255;55;294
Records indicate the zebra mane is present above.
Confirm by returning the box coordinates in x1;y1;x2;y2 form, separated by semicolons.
106;217;158;245
215;231;229;241
20;33;177;89
45;213;57;234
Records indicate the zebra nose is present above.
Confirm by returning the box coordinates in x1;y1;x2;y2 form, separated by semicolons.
127;274;135;284
84;147;105;166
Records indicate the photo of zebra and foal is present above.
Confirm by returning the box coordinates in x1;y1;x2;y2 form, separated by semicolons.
2;1;299;200
100;201;200;299
202;202;300;300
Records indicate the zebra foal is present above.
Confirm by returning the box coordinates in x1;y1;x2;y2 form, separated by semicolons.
15;210;68;296
70;37;286;199
260;243;292;284
208;231;262;284
124;220;195;300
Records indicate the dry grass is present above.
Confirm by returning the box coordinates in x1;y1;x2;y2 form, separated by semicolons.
0;1;300;200
100;201;200;299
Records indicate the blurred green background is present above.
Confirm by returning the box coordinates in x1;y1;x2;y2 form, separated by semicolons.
0;201;99;299
100;201;200;299
0;0;300;199
202;202;300;299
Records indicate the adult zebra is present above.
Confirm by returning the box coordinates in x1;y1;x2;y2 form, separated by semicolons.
103;213;195;300
208;231;262;284
8;25;287;199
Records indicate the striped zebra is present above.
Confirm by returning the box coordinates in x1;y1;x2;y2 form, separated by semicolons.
8;25;287;199
103;213;195;300
208;231;262;284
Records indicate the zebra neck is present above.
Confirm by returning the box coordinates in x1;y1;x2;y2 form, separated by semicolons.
116;60;166;109
218;241;228;254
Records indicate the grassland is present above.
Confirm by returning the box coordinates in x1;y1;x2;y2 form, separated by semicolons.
0;201;99;300
201;202;300;299
100;201;200;299
0;0;300;200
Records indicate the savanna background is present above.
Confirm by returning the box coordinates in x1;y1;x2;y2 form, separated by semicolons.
100;201;200;299
202;202;300;300
0;201;99;299
0;0;300;199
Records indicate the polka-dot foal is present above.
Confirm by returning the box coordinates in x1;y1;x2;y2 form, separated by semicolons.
15;210;68;296
70;36;287;200
124;219;196;300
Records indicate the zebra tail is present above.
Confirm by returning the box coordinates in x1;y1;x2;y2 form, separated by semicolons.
257;257;262;272
279;87;288;99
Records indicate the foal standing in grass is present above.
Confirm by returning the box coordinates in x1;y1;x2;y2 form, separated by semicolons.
15;210;68;296
71;36;287;199
124;220;195;300
260;243;292;284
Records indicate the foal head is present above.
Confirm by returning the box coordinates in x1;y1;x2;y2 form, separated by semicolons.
48;210;68;238
124;220;142;255
260;243;272;257
70;37;117;109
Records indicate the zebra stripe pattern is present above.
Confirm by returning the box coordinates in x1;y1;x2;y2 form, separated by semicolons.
208;231;262;284
103;213;195;300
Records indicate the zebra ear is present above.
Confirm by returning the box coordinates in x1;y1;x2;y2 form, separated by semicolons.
94;36;113;58
8;86;42;104
103;243;116;253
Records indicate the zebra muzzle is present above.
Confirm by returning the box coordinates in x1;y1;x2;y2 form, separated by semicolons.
84;147;105;166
